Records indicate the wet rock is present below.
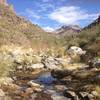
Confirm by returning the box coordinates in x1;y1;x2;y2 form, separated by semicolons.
51;69;72;79
63;90;78;100
27;81;43;92
27;80;41;87
37;72;55;85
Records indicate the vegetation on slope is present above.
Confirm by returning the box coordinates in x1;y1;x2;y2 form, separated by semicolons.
0;3;61;49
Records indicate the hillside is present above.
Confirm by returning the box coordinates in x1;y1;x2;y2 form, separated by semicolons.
78;16;100;56
0;3;59;49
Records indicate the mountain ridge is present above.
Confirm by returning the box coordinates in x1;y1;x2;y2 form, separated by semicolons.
54;25;81;37
0;3;59;49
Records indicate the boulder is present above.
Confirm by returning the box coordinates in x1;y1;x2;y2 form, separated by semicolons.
44;57;61;70
68;46;86;55
67;46;86;63
27;80;41;87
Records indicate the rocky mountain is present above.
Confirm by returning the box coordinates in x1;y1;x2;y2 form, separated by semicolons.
55;25;81;37
0;1;59;49
83;15;100;30
78;16;100;56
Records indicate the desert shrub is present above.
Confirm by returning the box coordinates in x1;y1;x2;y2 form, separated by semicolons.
79;39;88;48
56;47;66;57
0;58;14;77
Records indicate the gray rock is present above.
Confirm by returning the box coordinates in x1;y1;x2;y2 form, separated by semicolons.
44;57;61;70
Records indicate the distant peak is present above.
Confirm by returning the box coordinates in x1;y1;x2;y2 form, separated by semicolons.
59;25;81;31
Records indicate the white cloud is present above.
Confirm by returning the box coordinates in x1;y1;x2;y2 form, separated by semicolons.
26;9;41;19
49;6;99;25
39;3;55;12
43;26;54;32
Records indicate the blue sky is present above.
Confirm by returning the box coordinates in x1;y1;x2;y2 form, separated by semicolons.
8;0;100;31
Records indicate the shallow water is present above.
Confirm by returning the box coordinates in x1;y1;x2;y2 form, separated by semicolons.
36;72;56;85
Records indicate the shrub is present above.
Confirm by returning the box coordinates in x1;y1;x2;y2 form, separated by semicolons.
0;58;14;77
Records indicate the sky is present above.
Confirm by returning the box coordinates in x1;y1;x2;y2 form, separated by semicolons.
7;0;100;32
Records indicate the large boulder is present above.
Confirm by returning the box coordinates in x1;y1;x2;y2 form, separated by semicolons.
67;46;86;63
68;46;86;55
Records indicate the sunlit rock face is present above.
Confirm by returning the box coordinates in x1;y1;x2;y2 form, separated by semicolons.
67;46;86;63
68;46;86;55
